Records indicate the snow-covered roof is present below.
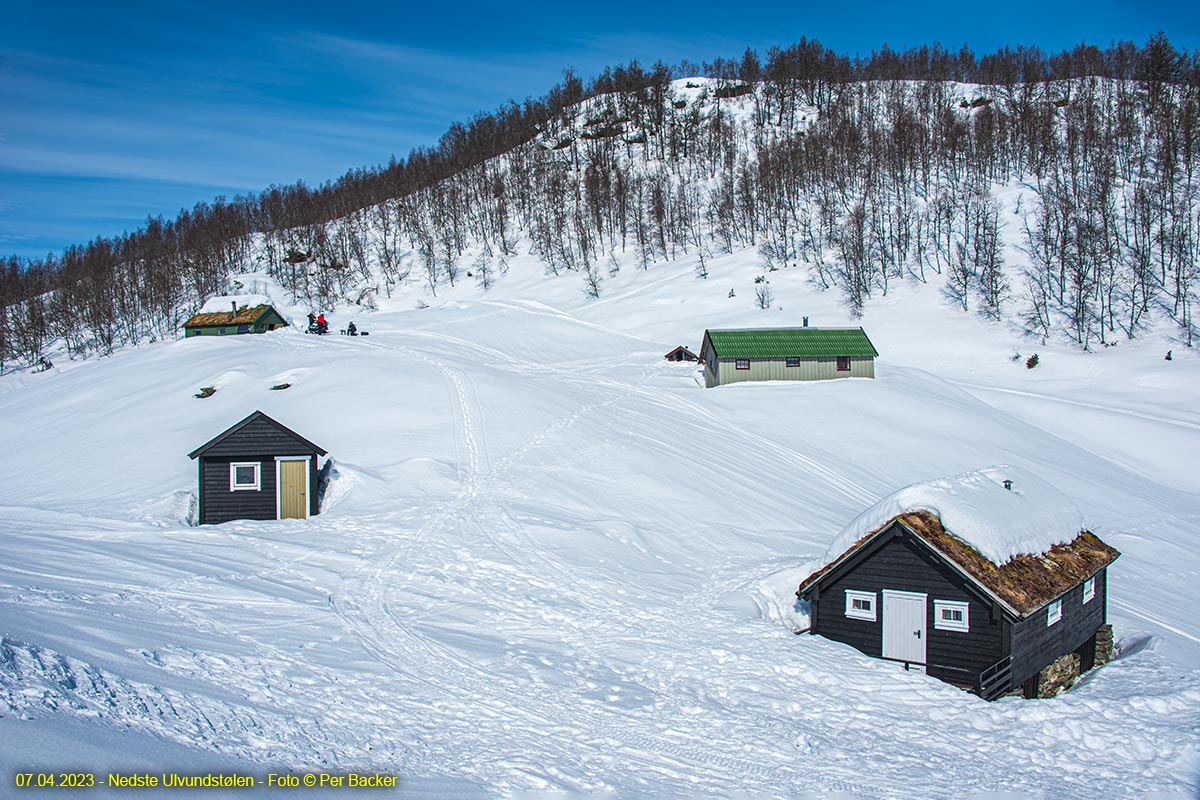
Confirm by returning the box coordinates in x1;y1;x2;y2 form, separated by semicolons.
197;294;273;314
822;466;1086;566
797;468;1118;616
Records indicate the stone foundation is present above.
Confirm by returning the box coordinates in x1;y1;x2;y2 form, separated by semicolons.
1016;625;1115;699
1094;623;1114;665
1036;653;1081;698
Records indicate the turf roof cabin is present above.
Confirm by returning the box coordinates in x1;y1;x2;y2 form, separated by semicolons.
188;410;327;525
796;468;1119;700
698;327;877;388
183;302;288;337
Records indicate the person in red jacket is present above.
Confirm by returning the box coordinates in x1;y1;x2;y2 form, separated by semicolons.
316;313;328;334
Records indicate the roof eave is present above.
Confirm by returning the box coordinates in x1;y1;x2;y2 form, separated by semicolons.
251;305;284;325
796;517;1024;619
704;327;879;359
188;410;328;459
908;525;1023;619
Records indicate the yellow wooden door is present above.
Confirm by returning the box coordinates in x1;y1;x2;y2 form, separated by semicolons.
279;460;308;519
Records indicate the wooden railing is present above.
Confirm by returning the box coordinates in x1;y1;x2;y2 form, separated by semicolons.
880;655;1014;701
978;656;1013;701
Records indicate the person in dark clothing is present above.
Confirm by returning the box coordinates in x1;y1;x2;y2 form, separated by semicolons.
307;312;316;328
347;321;357;336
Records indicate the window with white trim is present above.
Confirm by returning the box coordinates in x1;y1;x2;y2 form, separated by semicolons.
845;590;877;621
934;600;970;632
1082;577;1096;604
735;359;750;370
1046;598;1062;627
230;462;261;491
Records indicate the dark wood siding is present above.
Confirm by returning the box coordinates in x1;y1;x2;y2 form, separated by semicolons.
812;527;1006;685
199;457;277;524
1009;568;1108;686
199;417;317;458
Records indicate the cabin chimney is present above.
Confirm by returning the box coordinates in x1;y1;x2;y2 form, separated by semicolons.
803;316;809;327
1003;479;1013;491
231;301;238;317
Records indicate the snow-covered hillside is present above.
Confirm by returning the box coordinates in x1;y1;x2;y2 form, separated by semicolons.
10;72;1198;373
2;248;1198;798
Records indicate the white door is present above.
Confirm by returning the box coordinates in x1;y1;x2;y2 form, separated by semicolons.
882;590;927;673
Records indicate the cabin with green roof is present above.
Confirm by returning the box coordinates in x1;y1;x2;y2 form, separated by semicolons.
698;327;878;387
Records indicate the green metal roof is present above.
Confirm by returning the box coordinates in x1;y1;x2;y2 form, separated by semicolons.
704;328;878;358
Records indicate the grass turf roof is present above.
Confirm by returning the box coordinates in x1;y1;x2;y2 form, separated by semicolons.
705;328;878;358
797;511;1119;617
183;304;279;329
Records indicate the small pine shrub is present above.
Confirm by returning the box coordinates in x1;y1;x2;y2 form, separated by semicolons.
270;383;291;391
195;386;216;399
1026;354;1039;370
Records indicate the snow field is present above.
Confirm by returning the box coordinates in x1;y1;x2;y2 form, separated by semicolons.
1;250;1198;798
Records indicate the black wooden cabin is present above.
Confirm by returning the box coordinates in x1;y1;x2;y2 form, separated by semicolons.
796;511;1119;699
664;345;699;362
188;410;327;525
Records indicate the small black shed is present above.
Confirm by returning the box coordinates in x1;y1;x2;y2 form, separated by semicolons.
188;410;327;525
664;345;699;362
796;471;1119;700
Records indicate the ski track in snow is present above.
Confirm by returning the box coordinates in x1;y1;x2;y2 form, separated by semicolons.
386;321;876;505
947;379;1200;431
326;337;895;795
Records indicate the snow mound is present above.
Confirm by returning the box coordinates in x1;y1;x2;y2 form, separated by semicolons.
823;466;1087;565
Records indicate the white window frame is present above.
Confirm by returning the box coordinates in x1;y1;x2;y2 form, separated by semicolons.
1082;576;1096;604
1046;598;1063;627
735;359;750;370
229;461;261;491
845;590;877;622
934;600;970;632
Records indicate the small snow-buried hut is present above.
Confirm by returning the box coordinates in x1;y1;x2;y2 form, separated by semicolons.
796;467;1119;700
189;410;327;525
664;345;699;362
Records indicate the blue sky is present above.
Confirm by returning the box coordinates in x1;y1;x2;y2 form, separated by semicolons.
2;0;1196;260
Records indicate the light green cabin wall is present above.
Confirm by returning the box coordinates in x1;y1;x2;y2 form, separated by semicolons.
710;356;874;386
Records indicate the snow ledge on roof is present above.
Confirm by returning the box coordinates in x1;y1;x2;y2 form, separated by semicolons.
198;294;273;314
823;466;1087;566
